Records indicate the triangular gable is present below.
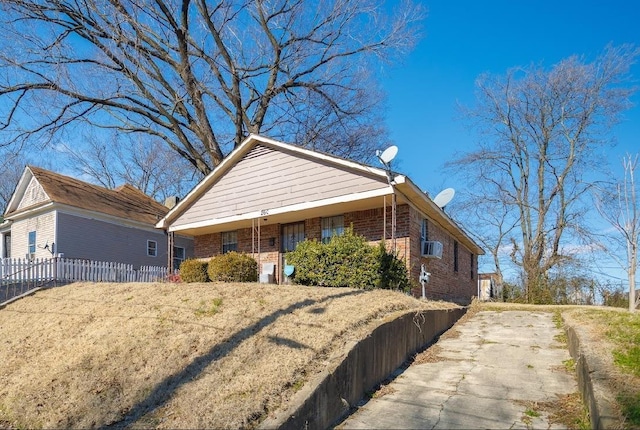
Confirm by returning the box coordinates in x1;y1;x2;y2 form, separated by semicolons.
17;176;49;211
168;141;390;230
4;167;49;216
158;134;392;229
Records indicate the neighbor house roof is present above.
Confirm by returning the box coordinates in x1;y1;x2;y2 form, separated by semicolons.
157;134;484;255
4;166;169;226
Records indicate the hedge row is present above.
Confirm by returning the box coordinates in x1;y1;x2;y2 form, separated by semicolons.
179;228;409;292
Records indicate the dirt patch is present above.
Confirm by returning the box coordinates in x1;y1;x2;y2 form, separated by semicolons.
0;282;457;429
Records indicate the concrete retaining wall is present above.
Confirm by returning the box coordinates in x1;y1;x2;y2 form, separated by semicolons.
259;307;466;430
565;323;622;429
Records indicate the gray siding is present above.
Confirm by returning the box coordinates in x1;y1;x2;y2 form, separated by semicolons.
56;212;193;268
174;145;387;227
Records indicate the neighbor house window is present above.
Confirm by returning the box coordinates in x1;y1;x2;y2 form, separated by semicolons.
453;241;459;272
222;231;238;253
421;219;429;241
173;246;185;269
4;232;11;258
321;215;344;244
28;231;36;255
147;240;157;257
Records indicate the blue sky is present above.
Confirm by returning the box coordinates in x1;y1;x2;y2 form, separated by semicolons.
381;0;640;283
383;0;640;193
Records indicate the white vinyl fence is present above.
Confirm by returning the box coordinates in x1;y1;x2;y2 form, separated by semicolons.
1;257;170;306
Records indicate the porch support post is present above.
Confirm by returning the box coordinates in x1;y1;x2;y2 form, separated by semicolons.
167;231;174;273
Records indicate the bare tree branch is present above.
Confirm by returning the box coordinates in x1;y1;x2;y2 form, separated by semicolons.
448;44;639;303
0;0;424;175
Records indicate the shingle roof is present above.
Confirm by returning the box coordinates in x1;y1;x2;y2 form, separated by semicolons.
10;166;169;225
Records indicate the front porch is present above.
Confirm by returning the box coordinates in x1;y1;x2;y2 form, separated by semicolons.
172;204;412;285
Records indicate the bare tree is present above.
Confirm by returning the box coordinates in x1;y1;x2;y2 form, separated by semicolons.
449;188;518;285
0;0;424;175
58;132;201;201
448;45;639;303
595;154;639;312
0;152;26;212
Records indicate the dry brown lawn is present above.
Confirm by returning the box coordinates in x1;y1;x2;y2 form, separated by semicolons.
0;282;457;429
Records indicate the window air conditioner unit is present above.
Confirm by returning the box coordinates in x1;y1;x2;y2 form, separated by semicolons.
421;241;443;259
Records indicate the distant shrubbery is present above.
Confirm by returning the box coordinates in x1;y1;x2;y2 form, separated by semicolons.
285;227;410;291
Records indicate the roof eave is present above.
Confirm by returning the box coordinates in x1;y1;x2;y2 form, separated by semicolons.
395;176;485;255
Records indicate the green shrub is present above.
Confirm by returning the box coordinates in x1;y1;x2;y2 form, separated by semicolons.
322;229;378;289
179;259;209;283
283;239;325;286
285;228;409;291
375;242;411;292
208;252;258;282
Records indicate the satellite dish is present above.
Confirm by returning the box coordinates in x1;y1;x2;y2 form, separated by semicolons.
433;188;455;209
376;145;398;166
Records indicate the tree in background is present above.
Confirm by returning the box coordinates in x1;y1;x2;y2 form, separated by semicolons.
595;154;639;312
0;0;424;176
0;153;27;212
58;131;201;202
448;45;639;303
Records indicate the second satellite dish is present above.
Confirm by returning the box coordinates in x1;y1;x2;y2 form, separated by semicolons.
433;188;455;209
376;145;398;165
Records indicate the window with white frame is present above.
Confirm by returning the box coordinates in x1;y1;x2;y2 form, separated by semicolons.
147;240;157;257
321;215;344;244
173;246;185;269
221;231;238;253
28;231;36;255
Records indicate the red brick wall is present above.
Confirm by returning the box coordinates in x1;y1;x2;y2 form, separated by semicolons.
192;204;478;303
406;206;477;304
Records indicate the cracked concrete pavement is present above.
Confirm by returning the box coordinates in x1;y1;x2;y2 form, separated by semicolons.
336;310;578;429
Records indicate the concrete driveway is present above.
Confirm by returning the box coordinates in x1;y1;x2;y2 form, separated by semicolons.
337;310;578;429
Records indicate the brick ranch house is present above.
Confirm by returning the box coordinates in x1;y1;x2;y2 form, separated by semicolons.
156;134;484;303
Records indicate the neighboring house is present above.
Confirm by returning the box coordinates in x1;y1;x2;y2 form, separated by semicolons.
478;272;503;301
0;166;193;269
156;135;483;303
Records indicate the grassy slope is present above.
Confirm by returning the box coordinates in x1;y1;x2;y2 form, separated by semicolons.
0;282;456;429
561;307;640;428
